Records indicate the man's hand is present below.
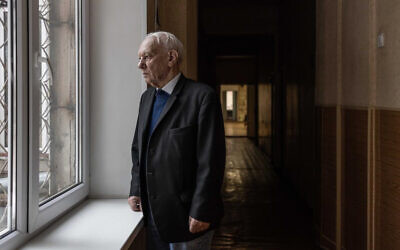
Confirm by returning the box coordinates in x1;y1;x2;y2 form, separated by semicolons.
128;196;142;212
189;216;210;233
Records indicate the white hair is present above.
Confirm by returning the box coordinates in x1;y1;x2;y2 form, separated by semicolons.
145;31;184;64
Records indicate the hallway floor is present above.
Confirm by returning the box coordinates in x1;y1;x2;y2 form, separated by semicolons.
212;138;316;250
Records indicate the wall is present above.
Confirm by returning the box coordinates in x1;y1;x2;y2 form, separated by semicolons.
147;0;198;80
89;0;147;197
247;85;257;139
278;0;316;211
258;83;272;156
316;0;400;249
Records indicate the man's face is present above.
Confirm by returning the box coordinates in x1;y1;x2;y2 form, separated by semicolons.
137;38;169;88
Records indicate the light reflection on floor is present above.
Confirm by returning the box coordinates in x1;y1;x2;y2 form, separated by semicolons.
212;138;315;249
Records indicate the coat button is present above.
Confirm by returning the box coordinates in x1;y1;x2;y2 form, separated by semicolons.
147;170;154;175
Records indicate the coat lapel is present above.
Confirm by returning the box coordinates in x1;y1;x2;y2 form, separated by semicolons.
151;75;186;135
138;88;156;156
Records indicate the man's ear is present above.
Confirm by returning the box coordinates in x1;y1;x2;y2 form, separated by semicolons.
168;50;179;66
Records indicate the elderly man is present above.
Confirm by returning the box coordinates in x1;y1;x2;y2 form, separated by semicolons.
128;31;226;250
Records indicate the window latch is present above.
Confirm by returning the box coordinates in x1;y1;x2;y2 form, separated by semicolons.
34;51;47;68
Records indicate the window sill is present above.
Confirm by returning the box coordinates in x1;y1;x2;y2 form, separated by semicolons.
19;199;143;250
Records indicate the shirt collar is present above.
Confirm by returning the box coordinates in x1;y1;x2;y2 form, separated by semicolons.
157;73;181;95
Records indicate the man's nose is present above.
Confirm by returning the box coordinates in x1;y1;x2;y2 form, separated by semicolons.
138;60;145;69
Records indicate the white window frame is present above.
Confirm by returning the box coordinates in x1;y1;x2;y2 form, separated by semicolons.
0;0;89;248
28;0;87;232
28;0;89;232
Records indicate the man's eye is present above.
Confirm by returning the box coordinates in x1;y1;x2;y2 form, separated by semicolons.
139;55;152;62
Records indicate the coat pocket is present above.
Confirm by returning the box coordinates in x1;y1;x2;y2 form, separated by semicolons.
169;124;195;135
179;190;193;213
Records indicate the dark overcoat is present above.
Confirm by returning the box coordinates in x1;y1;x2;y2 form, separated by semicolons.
129;74;226;242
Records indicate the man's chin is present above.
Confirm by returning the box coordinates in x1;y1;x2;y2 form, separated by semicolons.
145;81;158;88
142;77;152;85
142;76;160;88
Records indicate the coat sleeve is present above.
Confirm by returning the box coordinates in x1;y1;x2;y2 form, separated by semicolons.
129;96;143;197
189;90;226;222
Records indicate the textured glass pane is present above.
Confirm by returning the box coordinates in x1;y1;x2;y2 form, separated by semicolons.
0;0;11;235
38;0;78;203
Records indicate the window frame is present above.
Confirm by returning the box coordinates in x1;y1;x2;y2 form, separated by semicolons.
28;0;89;232
0;0;89;248
0;0;17;238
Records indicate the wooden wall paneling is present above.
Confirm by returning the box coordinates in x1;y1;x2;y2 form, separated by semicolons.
374;109;381;250
376;110;400;250
343;109;368;250
320;107;337;250
367;108;376;250
315;106;322;247
338;106;344;250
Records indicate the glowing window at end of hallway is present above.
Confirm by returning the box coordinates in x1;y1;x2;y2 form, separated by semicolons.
226;90;234;111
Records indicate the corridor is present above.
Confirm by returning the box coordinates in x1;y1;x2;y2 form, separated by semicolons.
212;138;315;249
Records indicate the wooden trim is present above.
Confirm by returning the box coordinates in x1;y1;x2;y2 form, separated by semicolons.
373;109;381;249
146;0;155;33
367;108;376;250
321;233;337;250
368;0;377;247
371;106;400;111
336;0;343;249
336;105;342;250
340;105;369;110
122;219;145;250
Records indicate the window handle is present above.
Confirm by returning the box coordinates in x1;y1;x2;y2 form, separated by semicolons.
34;51;47;68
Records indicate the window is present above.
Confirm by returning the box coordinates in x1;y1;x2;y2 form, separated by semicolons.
37;0;81;204
28;0;87;232
224;90;237;121
0;0;15;238
0;0;88;247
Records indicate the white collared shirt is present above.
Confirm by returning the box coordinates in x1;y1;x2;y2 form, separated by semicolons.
157;73;181;95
